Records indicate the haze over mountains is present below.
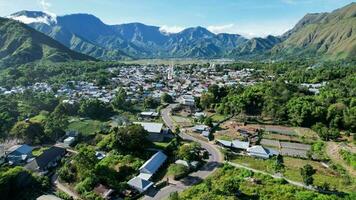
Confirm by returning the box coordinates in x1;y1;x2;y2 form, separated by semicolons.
3;2;356;63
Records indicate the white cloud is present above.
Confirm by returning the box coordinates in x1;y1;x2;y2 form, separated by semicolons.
38;0;51;11
207;22;294;38
207;24;235;34
159;25;185;34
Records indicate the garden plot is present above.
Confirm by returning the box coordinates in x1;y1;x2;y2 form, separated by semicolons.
260;139;311;158
172;116;192;127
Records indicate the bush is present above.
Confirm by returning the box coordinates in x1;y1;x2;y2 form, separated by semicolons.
339;149;356;169
168;164;189;180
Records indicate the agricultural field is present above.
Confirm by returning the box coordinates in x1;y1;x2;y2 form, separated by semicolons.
67;118;106;135
232;155;356;192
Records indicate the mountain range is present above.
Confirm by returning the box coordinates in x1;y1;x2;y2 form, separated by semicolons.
6;11;280;60
4;2;356;62
0;17;93;67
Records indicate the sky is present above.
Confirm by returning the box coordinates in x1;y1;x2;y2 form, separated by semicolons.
0;0;354;38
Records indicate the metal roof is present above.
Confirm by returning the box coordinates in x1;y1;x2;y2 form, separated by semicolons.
134;122;163;133
139;151;167;175
127;177;153;193
8;144;33;155
232;140;250;150
216;139;232;147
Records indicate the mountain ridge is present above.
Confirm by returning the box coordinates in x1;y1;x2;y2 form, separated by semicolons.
6;2;356;61
0;17;94;67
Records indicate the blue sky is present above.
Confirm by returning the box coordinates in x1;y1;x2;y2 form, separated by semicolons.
0;0;354;38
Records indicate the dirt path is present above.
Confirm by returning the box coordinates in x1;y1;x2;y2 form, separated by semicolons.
326;142;356;177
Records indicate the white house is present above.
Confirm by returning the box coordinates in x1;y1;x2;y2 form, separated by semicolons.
247;145;276;159
179;95;195;107
127;151;167;193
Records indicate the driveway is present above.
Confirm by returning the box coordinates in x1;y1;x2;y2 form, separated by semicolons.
143;104;223;200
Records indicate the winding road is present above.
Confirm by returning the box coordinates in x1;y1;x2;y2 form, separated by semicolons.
143;104;223;200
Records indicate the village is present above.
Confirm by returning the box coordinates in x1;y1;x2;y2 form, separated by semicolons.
0;63;354;200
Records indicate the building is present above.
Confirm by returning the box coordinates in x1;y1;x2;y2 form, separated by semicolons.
25;146;66;174
37;195;62;200
179;95;195;107
216;139;250;150
127;176;154;193
139;151;167;180
127;151;167;193
140;111;159;119
247;145;277;159
134;122;165;141
63;137;75;147
193;125;210;133
6;144;33;165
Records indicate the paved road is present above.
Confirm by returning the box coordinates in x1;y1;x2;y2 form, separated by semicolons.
143;104;223;200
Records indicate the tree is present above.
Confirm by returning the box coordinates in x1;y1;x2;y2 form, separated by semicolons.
74;146;98;180
300;164;316;186
161;93;173;104
10;121;44;144
273;154;285;172
167;164;189;180
312;123;340;141
204;117;213;127
112;88;129;111
143;97;159;109
287;97;325;127
200;92;214;109
113;124;148;151
79;99;113;120
169;191;180;200
178;143;201;161
44;103;69;142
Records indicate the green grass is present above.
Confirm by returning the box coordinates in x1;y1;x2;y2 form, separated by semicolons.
67;119;103;135
232;155;356;192
30;113;48;123
232;155;275;173
32;147;49;157
210;114;226;122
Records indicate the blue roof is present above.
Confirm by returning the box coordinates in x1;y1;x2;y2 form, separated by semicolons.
139;151;167;175
9;144;33;155
127;177;153;192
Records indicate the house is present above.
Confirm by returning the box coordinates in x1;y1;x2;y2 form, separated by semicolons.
93;184;114;199
134;122;165;141
6;144;33;165
139;151;167;180
127;176;154;193
25;146;66;174
193;125;210;133
37;195;63;200
175;159;190;168
140;111;159;119
216;139;250;151
63;137;75;147
247;145;277;159
202;131;210;138
96;151;106;160
194;112;206;119
232;140;250;150
179;95;195;107
128;151;167;193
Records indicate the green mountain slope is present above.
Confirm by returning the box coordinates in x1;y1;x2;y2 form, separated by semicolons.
273;3;356;60
0;17;93;67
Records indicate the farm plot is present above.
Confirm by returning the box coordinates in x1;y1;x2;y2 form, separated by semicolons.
260;139;311;158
